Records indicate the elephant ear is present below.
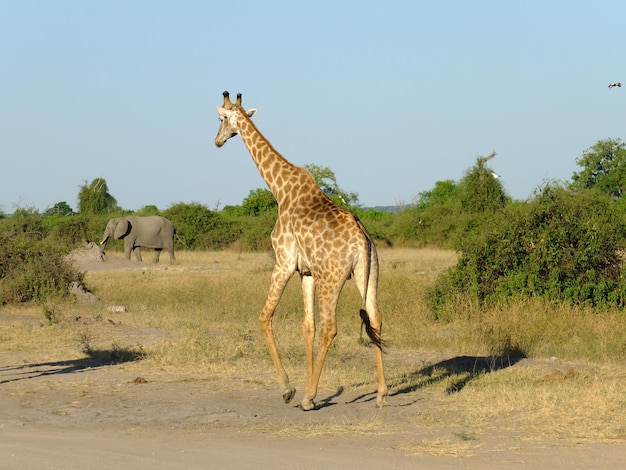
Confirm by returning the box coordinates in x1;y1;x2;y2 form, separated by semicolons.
114;219;131;239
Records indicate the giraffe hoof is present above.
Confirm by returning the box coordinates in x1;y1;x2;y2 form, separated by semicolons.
376;394;388;408
282;387;296;404
300;398;315;411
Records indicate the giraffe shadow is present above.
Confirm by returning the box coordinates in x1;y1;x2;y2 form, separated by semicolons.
390;354;526;405
311;386;346;410
0;348;144;384
340;354;525;408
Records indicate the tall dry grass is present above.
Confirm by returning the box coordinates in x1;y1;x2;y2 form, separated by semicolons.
4;248;626;369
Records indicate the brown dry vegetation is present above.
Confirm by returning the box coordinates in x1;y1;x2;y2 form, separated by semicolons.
2;248;626;467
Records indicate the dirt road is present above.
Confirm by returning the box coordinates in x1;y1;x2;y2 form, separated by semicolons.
2;340;625;469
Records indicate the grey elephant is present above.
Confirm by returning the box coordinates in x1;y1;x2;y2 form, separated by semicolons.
100;216;175;263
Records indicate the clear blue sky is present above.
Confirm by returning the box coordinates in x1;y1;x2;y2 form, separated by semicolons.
1;1;624;212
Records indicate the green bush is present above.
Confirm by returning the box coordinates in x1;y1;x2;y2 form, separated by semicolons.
427;184;626;313
163;202;240;250
45;214;111;251
1;212;49;241
457;163;509;213
356;209;394;247
389;163;509;248
235;211;276;251
0;218;83;304
390;200;467;248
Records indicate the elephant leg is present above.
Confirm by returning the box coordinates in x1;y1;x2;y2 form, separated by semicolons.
133;247;142;262
153;249;162;264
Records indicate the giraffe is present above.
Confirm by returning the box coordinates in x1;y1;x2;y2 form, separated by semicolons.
214;91;387;411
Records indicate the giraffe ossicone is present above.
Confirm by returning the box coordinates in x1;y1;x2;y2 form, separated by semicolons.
214;91;388;410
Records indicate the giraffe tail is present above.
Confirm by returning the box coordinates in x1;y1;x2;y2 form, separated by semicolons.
360;308;384;351
355;216;385;351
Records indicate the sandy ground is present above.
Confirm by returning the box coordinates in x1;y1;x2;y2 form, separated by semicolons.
1;249;625;469
3;351;625;470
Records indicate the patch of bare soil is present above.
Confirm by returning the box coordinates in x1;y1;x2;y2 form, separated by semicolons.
67;241;164;272
1;251;625;469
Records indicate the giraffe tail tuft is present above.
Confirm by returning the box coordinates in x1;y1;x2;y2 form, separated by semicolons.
359;309;385;351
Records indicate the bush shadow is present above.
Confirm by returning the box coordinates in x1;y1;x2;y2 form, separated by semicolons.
0;347;144;384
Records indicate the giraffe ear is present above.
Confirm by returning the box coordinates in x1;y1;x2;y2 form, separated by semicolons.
246;108;257;118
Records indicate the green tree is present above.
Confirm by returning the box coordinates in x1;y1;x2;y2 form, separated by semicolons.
457;155;508;214
415;180;458;209
571;138;626;198
137;205;160;216
44;201;74;217
304;163;359;207
77;178;118;214
241;188;277;216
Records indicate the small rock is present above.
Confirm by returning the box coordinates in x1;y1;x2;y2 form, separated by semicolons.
107;305;127;313
70;281;100;303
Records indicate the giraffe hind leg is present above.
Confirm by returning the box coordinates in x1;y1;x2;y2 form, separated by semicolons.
301;320;337;411
301;275;316;410
301;282;340;411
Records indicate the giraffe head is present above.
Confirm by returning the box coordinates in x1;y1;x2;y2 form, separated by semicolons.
214;91;257;147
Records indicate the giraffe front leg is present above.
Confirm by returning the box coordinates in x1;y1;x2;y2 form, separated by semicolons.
260;312;295;403
260;315;296;403
260;268;296;404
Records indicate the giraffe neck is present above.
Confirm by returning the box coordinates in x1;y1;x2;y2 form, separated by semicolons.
236;112;304;205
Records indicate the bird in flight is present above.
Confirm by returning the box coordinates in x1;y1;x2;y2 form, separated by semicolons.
608;82;621;89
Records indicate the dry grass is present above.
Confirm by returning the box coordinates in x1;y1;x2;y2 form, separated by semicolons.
2;247;626;443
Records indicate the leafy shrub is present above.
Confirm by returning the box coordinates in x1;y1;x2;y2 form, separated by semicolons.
235;211;276;251
457;162;509;213
163;202;240;250
390;162;509;248
390;200;468;248
1;212;49;241
0;219;83;304
428;184;626;313
356;209;395;247
136;205;161;216
45;214;111;251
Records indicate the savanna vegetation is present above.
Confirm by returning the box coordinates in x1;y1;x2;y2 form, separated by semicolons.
2;138;626;365
2;249;625;444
